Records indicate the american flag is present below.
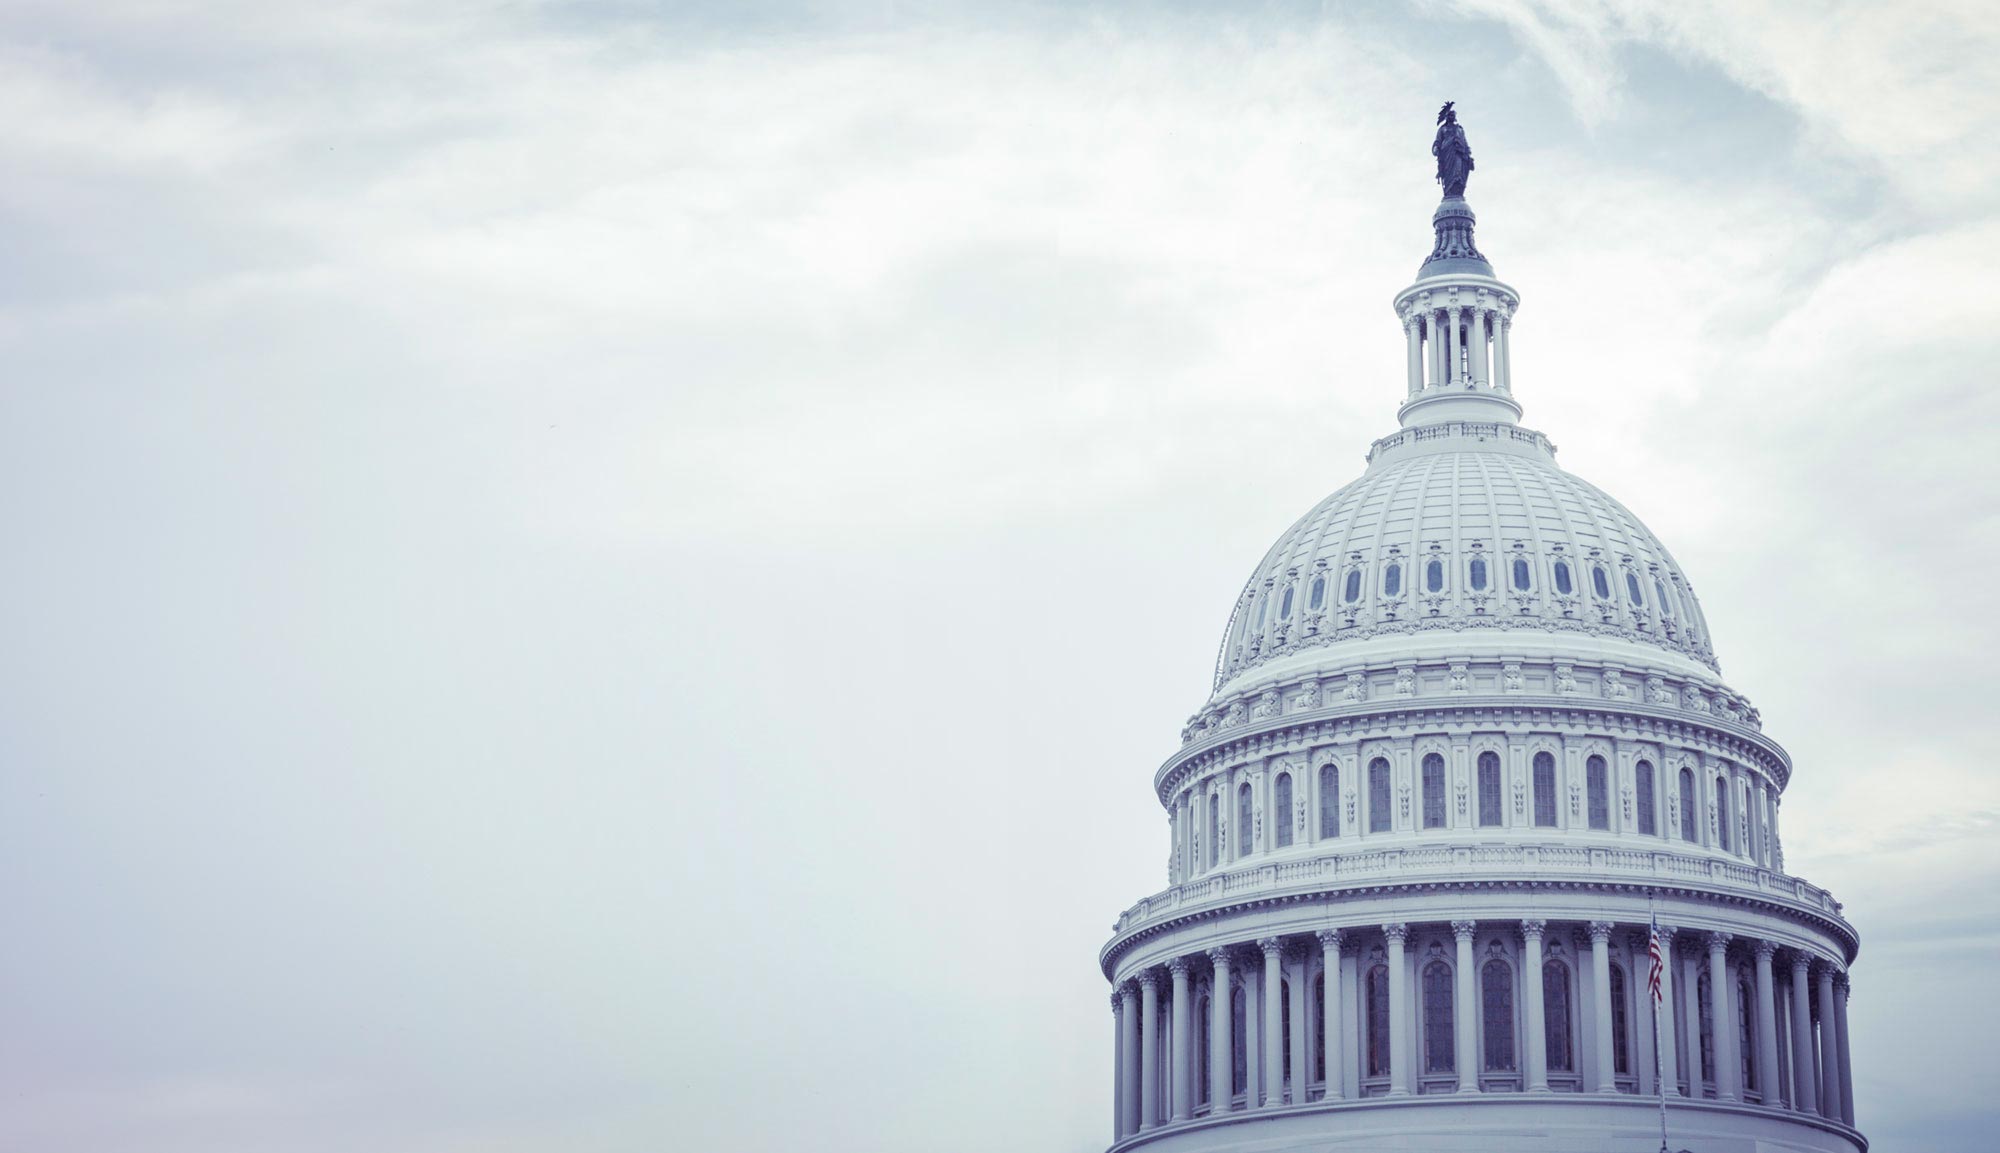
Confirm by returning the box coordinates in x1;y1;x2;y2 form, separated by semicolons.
1647;917;1665;1007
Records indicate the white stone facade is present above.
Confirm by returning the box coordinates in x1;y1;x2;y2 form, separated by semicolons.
1101;191;1862;1153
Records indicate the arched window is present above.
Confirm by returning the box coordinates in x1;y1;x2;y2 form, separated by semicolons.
1470;557;1489;591
1554;560;1573;595
1679;767;1698;842
1232;984;1249;1095
1543;960;1574;1072
1279;586;1294;620
1318;764;1339;839
1737;973;1757;1095
1308;575;1326;611
1609;963;1632;1076
1198;993;1211;1104
1532;751;1557;828
1314;972;1328;1082
1636;760;1658;836
1383;563;1402;597
1626;571;1645;606
1482;959;1516;1071
1274;773;1294;848
1592;565;1612;599
1696;971;1715;1088
1281;980;1293;1081
1422;753;1447;829
1512;557;1531;591
1586;755;1610;830
1254;593;1268;630
1426;559;1445;593
1656;579;1672;616
1477;751;1503;827
1343;569;1362;604
1424;960;1455;1073
1368;758;1392;833
1237;783;1253;856
1715;776;1732;852
1207;793;1219;868
1366;965;1391;1078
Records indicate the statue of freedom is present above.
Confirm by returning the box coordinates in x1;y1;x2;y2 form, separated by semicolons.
1433;102;1474;197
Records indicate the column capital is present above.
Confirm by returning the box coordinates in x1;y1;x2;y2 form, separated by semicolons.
1520;918;1546;940
1257;936;1284;958
1381;922;1409;944
1315;928;1343;952
1705;930;1732;954
1120;979;1140;999
1451;919;1478;942
1588;920;1615;943
1167;957;1192;979
1138;968;1160;991
1112;991;1124;1014
1753;939;1779;961
1204;946;1232;969
1655;922;1679;943
1788;949;1814;975
1836;971;1852;995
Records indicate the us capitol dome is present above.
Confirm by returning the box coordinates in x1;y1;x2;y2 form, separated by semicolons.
1099;109;1862;1153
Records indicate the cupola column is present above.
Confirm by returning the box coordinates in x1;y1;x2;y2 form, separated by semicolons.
1706;933;1740;1100
1754;942;1783;1107
1452;921;1480;1091
1316;931;1344;1100
1169;959;1193;1120
1384;924;1413;1095
1138;970;1161;1128
1445;307;1463;386
1118;981;1141;1135
1588;922;1616;1092
1428;314;1445;389
1404;315;1423;398
1259;938;1285;1106
1522;920;1550;1091
1206;949;1233;1112
1470;305;1489;387
1496;313;1512;392
1788;955;1817;1113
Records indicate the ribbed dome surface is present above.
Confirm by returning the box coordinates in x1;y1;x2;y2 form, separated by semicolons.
1214;425;1716;691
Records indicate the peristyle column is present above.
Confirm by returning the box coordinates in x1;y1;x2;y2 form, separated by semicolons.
1788;954;1817;1114
1453;921;1480;1091
1656;926;1683;1096
1206;948;1232;1112
1817;964;1843;1121
1119;981;1141;1135
1384;924;1412;1095
1754;942;1782;1107
1139;971;1161;1128
1316;930;1343;1100
1589;922;1616;1092
1288;948;1309;1105
1169;959;1192;1121
1522;920;1550;1091
1836;976;1855;1126
1680;949;1703;1095
1706;933;1738;1101
1260;938;1285;1107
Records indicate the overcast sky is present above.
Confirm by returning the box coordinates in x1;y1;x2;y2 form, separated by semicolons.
0;2;1994;1151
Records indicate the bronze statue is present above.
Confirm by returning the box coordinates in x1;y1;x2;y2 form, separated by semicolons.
1433;101;1473;197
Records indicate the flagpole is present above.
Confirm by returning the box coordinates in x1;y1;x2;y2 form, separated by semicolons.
1651;896;1669;1153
